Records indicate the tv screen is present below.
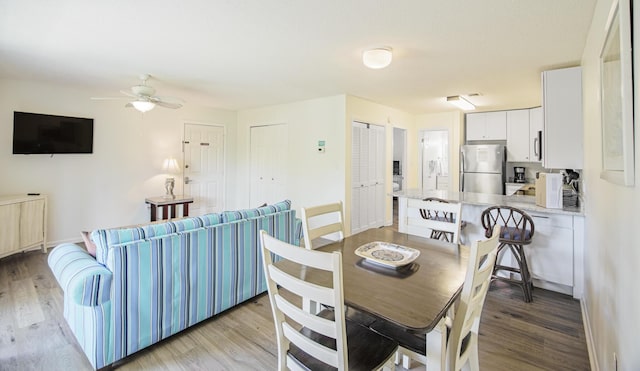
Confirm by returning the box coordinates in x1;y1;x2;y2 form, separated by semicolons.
13;111;94;154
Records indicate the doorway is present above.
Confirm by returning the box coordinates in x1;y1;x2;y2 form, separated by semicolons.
419;130;450;192
183;123;225;215
392;127;407;193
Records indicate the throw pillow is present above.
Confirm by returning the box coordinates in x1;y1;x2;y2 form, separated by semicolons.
81;231;97;257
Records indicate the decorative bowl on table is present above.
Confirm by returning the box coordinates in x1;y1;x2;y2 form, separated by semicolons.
355;241;420;268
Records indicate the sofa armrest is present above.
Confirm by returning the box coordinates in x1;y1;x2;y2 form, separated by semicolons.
48;243;113;307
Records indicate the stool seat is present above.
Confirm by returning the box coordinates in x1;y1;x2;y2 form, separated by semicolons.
481;205;535;302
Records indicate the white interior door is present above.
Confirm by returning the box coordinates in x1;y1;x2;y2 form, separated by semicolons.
420;130;449;192
183;124;225;215
250;124;288;206
351;121;385;234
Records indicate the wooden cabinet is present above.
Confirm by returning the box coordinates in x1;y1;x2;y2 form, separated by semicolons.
466;111;507;141
542;66;583;169
506;107;543;163
0;195;47;259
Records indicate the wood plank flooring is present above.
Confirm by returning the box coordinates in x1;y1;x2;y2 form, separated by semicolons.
0;231;590;370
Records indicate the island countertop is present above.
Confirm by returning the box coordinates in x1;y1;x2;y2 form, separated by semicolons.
392;189;584;216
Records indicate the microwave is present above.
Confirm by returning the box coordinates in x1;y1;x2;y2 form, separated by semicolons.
535;173;563;209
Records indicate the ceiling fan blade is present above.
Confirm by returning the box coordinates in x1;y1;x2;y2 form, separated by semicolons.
90;96;128;100
120;89;138;98
155;100;183;109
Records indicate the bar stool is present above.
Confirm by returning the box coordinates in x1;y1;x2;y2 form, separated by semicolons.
481;205;535;302
419;197;467;243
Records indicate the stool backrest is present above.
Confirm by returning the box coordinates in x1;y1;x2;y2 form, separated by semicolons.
480;206;535;244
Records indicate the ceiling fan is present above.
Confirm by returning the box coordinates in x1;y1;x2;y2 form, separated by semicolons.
91;74;184;112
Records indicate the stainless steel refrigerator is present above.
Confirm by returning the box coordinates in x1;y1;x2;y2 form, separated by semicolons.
460;144;505;194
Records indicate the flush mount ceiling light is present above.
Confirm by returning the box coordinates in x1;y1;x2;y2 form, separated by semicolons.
363;47;393;69
446;95;476;111
131;100;155;113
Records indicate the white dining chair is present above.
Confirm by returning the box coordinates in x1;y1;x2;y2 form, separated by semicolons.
408;199;463;244
259;230;398;371
370;225;501;371
301;201;345;250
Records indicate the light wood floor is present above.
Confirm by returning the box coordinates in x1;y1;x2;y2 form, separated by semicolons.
0;223;590;370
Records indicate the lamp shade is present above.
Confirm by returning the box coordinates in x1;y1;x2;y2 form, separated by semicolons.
446;95;476;111
162;157;180;173
132;100;155;113
363;48;393;69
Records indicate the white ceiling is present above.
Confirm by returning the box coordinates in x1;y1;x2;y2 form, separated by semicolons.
0;0;597;114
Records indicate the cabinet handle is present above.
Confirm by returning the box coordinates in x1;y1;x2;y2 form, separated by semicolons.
531;215;549;219
534;138;539;156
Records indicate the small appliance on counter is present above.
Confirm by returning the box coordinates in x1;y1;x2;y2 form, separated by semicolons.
535;173;563;208
514;167;526;183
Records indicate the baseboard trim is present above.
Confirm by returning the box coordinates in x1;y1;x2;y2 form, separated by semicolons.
581;298;599;371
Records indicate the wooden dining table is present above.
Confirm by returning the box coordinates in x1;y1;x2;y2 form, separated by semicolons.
274;227;469;370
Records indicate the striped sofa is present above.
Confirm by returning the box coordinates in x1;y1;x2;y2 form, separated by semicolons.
48;200;302;370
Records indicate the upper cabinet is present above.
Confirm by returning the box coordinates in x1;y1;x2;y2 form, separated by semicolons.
506;107;543;163
466;111;507;141
506;109;531;161
542;67;583;169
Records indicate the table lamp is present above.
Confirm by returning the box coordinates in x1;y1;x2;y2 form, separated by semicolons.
162;157;180;199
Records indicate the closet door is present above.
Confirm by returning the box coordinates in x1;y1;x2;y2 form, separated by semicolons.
250;124;288;206
351;121;385;234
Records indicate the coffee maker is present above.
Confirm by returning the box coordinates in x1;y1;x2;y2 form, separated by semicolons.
514;167;526;183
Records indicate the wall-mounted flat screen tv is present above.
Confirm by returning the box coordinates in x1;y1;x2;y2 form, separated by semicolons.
13;111;94;154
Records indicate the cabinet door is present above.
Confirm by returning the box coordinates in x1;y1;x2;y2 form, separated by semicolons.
20;199;45;248
526;214;574;286
0;203;21;256
506;109;530;161
465;113;486;141
484;111;507;140
543;67;583;169
529;107;543;162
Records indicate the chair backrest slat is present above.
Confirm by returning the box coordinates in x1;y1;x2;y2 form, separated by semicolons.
407;198;462;243
301;202;345;249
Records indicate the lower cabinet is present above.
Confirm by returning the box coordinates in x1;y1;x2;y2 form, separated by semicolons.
526;213;574;287
0;195;47;259
459;203;582;298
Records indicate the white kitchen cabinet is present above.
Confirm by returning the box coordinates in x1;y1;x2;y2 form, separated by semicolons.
0;195;47;259
506;109;530;161
525;213;574;288
466;111;507;141
506;107;543;163
529;107;543;162
542;66;583;169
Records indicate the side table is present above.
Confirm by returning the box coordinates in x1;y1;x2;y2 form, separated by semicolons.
145;196;194;222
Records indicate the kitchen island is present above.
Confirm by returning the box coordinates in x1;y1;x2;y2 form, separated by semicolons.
393;189;584;299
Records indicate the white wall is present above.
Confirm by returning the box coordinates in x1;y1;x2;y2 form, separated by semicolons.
581;1;640;370
0;78;237;245
235;95;347;214
415;111;464;192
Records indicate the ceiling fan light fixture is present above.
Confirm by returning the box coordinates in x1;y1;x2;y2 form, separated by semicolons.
363;47;393;69
132;100;155;113
446;95;476;111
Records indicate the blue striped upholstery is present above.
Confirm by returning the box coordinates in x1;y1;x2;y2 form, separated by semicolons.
49;204;301;370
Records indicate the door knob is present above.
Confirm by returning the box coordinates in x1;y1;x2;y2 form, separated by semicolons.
184;176;191;184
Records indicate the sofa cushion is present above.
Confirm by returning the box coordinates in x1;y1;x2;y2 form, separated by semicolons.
221;200;292;223
140;222;176;239
198;213;224;227
172;217;203;232
92;227;145;263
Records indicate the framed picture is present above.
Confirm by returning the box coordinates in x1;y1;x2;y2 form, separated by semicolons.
600;0;634;186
